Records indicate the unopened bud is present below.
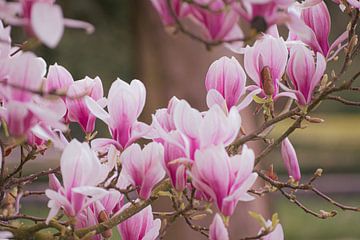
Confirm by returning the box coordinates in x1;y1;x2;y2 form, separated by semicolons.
261;66;274;96
315;168;323;177
305;116;324;123
98;211;112;239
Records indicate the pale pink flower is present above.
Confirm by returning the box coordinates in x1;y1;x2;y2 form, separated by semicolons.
205;56;260;112
191;145;257;216
209;214;229;240
288;1;348;59
0;0;94;48
0;52;66;137
190;0;243;42
45;139;109;223
66;76;105;134
286;44;326;106
244;34;294;99
281;137;301;182
117;204;161;240
121;142;165;200
44;63;74;123
236;0;293;32
150;0;189;26
86;79;149;150
173;100;241;159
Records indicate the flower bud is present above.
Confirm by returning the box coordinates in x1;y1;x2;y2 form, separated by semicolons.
281;138;301;182
98;210;112;239
261;66;274;97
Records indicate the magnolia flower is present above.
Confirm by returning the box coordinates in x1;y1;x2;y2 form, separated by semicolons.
236;0;293;32
86;79;149;150
0;0;94;48
66;76;105;134
244;34;294;99
0;52;66;137
121;142;165;200
190;0;243;42
117;204;161;240
209;214;229;240
150;0;189;26
191;145;257;216
151;97;188;191
281;138;301;182
205;56;260;112
288;1;348;59
44;63;74;123
286;44;326;106
172;100;241;159
45;139;109;223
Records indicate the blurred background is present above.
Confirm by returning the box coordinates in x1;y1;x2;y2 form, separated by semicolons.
11;0;360;239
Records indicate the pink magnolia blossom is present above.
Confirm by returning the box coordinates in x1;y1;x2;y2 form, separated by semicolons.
150;0;189;26
151;97;188;191
86;79;149;150
66;76;105;134
236;0;293;32
121;142;165;200
45;139;109;223
190;145;257;216
44;63;74;123
286;44;326;106
0;0;94;48
209;214;229;240
190;0;243;42
244;34;294;99
117;204;161;240
0;52;66;137
281;137;301;182
205;56;260;112
75;189;123;240
173;100;241;159
288;1;348;59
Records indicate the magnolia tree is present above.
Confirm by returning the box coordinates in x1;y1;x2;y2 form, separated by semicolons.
0;0;359;239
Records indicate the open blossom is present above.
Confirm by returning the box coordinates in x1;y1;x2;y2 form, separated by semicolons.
0;52;66;137
150;0;189;26
0;0;94;48
151;97;188;191
288;1;348;59
236;0;293;32
45;139;109;223
286;44;326;106
244;34;293;99
191;145;257;216
173;100;241;159
205;56;260;112
117;204;161;240
190;0;243;42
44;63;74;123
86;79;149;150
121;142;165;200
66;76;105;134
209;214;229;240
75;189;123;240
281;138;301;182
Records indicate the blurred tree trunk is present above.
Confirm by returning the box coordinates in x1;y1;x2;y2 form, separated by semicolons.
133;1;270;239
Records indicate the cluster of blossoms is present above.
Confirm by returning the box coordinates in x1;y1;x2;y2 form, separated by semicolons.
0;0;359;239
